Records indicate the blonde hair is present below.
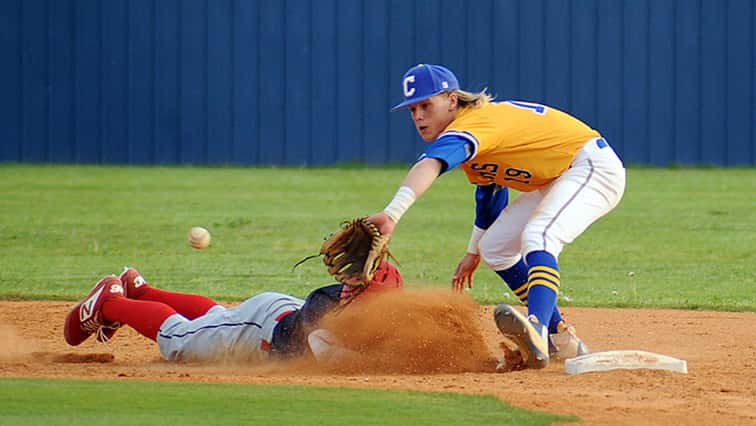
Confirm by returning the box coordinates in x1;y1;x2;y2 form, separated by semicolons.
454;88;494;108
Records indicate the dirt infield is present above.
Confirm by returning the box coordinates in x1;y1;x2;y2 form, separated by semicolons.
1;295;754;425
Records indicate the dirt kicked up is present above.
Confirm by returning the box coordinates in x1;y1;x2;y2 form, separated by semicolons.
1;290;755;425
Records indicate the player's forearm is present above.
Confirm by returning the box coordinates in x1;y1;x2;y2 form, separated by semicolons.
384;158;443;222
401;157;443;198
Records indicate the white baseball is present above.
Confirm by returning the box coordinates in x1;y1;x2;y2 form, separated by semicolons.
188;226;211;249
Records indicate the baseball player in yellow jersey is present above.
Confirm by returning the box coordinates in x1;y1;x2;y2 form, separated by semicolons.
368;64;626;369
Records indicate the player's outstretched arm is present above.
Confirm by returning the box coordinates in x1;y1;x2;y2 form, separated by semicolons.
399;157;444;198
368;157;443;236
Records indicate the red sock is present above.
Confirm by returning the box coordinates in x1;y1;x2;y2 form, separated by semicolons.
137;287;219;320
102;298;177;341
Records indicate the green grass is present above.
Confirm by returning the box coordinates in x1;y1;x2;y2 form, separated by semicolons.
0;165;751;425
0;164;754;310
0;378;572;426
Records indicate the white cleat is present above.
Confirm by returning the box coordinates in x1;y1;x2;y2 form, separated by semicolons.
549;320;590;360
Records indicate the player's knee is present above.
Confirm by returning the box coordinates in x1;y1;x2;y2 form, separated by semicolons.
522;229;565;259
479;233;520;270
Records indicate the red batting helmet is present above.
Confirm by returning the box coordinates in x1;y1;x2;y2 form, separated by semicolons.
367;261;404;292
340;261;403;304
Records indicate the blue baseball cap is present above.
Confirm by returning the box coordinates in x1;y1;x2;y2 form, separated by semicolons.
391;64;460;111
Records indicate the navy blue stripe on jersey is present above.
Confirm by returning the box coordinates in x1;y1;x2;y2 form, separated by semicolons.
419;133;476;173
159;320;262;339
474;184;508;229
266;299;304;314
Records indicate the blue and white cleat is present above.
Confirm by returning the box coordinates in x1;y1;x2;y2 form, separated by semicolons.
494;304;550;369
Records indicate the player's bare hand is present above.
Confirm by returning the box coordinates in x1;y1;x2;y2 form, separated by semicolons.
367;212;396;236
452;253;481;292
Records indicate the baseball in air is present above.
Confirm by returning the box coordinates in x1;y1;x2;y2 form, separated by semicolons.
188;226;211;249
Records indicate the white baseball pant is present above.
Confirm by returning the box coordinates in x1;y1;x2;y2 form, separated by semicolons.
479;137;626;270
156;292;304;362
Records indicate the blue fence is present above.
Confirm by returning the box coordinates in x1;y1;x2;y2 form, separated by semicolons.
1;0;754;166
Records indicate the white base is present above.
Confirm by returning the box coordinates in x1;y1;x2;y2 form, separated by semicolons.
565;350;688;375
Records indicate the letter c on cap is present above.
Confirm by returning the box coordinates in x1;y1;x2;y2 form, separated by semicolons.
403;75;416;97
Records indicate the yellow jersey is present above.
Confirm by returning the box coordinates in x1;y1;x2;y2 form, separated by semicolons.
442;101;600;192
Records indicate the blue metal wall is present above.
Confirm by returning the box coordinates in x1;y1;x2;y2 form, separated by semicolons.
1;0;754;166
